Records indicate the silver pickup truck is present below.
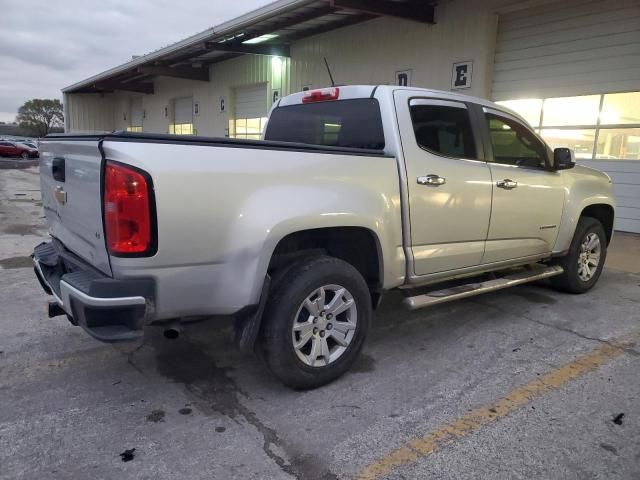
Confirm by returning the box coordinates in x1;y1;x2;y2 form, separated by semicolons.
33;85;615;388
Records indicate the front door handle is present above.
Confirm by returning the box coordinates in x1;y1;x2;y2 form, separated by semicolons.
52;157;66;182
417;175;446;187
497;179;518;190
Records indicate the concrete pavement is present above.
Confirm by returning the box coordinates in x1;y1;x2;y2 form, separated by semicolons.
1;168;639;479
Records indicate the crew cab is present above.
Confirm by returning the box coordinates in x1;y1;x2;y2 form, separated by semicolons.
32;86;615;388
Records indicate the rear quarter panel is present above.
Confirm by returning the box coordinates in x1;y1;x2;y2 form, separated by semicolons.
101;140;405;318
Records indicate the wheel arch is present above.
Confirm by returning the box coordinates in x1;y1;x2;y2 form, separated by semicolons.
580;203;615;245
235;227;383;356
268;226;384;292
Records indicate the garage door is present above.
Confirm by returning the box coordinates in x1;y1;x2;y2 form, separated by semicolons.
231;84;268;140
493;0;640;233
172;96;194;135
129;98;143;132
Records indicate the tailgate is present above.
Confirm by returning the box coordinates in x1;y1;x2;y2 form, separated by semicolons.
39;137;112;276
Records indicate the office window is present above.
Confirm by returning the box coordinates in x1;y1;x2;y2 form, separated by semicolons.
542;95;600;127
496;99;542;128
169;124;194;135
600;92;640;126
500;91;640;161
229;117;268;140
539;129;596;160
596;128;640;160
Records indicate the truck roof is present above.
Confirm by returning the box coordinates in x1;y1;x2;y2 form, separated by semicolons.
278;85;526;125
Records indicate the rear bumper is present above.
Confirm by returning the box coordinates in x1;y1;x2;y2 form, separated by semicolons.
32;241;154;343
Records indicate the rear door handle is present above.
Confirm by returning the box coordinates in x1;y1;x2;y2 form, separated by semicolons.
52;157;66;182
497;179;518;190
417;175;446;187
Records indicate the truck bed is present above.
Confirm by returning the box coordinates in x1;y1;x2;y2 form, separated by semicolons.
37;131;404;331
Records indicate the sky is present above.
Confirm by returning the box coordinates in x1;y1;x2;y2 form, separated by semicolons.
0;0;271;123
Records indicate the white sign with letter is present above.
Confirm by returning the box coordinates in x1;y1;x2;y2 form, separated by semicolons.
451;61;473;89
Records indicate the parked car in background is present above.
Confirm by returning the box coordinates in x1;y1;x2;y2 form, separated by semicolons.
0;141;39;158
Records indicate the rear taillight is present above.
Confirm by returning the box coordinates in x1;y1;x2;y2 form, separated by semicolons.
104;161;155;256
302;87;340;103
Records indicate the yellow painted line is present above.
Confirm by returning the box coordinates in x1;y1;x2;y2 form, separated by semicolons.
358;335;637;480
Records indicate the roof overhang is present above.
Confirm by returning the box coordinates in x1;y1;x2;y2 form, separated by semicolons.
64;0;436;94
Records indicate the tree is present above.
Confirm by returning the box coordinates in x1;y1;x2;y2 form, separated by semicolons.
16;99;64;137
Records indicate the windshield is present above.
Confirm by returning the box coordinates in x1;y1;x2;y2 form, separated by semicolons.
264;99;385;150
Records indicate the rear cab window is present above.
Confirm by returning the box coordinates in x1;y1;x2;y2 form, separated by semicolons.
264;99;385;150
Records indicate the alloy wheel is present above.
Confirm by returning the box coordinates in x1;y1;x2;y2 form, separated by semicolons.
291;284;358;367
577;232;601;281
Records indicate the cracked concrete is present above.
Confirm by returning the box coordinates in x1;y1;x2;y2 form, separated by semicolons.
473;298;640;357
1;168;639;479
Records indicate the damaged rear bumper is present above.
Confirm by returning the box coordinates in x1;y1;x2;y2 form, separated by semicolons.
32;241;154;343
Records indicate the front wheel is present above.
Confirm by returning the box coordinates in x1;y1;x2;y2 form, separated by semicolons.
551;217;607;294
260;256;371;389
20;152;29;160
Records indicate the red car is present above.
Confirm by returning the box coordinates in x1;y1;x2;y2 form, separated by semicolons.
0;141;39;159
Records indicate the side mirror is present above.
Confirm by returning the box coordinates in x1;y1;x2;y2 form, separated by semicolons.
553;147;576;171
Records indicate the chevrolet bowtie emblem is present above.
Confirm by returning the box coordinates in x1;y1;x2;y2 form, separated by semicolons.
54;186;67;205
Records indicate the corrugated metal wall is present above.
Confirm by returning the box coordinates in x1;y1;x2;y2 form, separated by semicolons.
580;159;640;233
65;94;115;133
66;55;289;137
493;0;640;233
492;0;640;101
65;0;497;135
290;0;498;98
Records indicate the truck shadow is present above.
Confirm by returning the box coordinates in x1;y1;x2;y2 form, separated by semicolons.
120;273;624;480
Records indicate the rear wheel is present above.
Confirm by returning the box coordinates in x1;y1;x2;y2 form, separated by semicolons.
551;217;607;293
260;256;371;389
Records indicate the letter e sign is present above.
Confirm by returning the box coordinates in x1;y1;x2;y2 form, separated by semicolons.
451;61;473;89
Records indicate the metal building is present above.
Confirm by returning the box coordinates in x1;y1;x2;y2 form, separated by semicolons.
62;0;640;233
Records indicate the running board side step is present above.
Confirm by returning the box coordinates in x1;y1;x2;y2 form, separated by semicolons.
403;265;564;310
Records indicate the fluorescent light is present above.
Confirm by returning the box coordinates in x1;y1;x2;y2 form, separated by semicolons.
243;34;279;44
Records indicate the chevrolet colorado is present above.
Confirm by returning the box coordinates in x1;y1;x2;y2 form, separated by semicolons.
32;86;615;388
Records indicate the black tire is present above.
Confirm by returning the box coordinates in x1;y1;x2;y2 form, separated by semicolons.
551;217;607;294
260;255;371;389
20;152;29;160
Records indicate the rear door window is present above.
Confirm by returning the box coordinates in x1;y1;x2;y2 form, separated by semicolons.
264;99;385;150
409;101;477;159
